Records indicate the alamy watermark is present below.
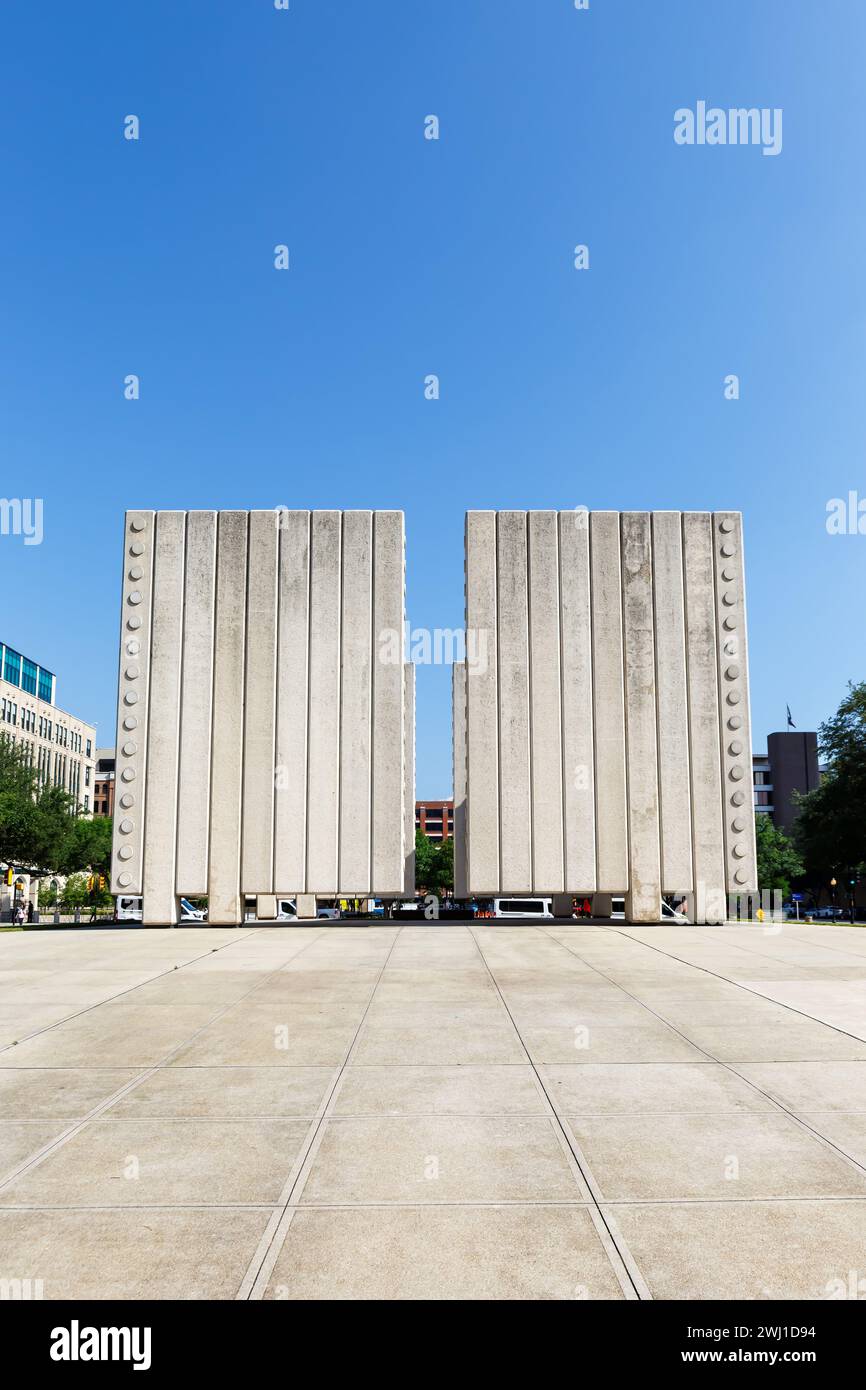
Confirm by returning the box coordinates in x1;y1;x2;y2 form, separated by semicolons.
674;102;782;157
0;497;43;546
826;491;866;535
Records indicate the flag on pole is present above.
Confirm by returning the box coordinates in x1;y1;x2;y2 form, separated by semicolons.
787;705;796;729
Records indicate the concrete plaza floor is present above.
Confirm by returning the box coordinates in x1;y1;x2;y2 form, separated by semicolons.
2;920;866;1300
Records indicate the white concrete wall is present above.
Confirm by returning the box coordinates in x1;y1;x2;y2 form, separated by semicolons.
111;510;411;921
460;511;757;919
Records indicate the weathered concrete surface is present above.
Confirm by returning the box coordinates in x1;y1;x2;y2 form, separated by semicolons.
113;510;412;911
461;511;756;920
3;922;866;1300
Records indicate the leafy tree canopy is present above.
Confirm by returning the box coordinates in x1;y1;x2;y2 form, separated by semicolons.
0;734;112;878
795;681;866;882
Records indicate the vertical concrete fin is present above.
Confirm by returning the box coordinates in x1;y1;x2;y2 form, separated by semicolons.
559;510;596;892
110;510;155;897
590;511;629;892
306;510;342;894
682;512;726;923
141;512;186;925
339;511;373;893
496;512;532;892
621;512;662;922
273;510;310;894
464;512;500;895
207;511;248;924
651;512;694;894
175;511;217;896
371;511;406;895
452;659;468;899
241;511;278;894
403;661;416;897
528;511;564;892
713;512;758;895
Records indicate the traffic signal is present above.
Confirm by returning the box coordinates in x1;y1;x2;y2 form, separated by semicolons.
87;875;94;892
4;867;13;886
99;874;106;892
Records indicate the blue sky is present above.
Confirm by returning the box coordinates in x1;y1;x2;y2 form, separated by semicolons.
1;1;864;797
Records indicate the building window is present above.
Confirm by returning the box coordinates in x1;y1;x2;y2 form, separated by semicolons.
3;648;21;687
38;668;53;702
21;658;37;695
86;739;92;757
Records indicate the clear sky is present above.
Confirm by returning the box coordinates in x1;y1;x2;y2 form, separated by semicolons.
1;1;864;797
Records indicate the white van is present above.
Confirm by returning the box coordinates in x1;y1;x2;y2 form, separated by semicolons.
491;897;554;920
115;896;207;923
610;897;689;923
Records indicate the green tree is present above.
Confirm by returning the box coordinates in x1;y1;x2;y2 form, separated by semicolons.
754;813;803;897
0;733;112;882
795;681;866;891
414;830;454;896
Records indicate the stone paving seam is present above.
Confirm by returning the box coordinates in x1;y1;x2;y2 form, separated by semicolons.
238;925;405;1300
467;925;648;1301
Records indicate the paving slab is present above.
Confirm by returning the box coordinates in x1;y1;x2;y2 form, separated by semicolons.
0;1208;271;1299
566;1112;866;1200
607;1200;866;1300
1;1118;311;1207
263;1206;626;1300
299;1116;588;1204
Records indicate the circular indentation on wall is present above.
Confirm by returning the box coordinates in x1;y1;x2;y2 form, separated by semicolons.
121;768;136;783
723;616;737;631
120;818;134;834
124;665;139;680
732;843;746;858
735;868;748;884
719;518;735;533
125;640;140;656
118;872;132;888
127;616;142;631
128;591;142;606
731;790;746;806
728;715;743;730
124;691;139;706
129;542;145;557
727;691;741;705
732;817;746;833
726;664;740;679
128;565;143;581
122;741;137;756
122;716;138;731
130;517;146;533
722;591;736;607
118;846;133;860
729;740;743;756
721;543;735;557
721;568;735;582
730;765;745;781
120;793;134;809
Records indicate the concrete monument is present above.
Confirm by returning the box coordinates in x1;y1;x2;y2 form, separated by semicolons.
110;510;413;924
455;510;757;923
